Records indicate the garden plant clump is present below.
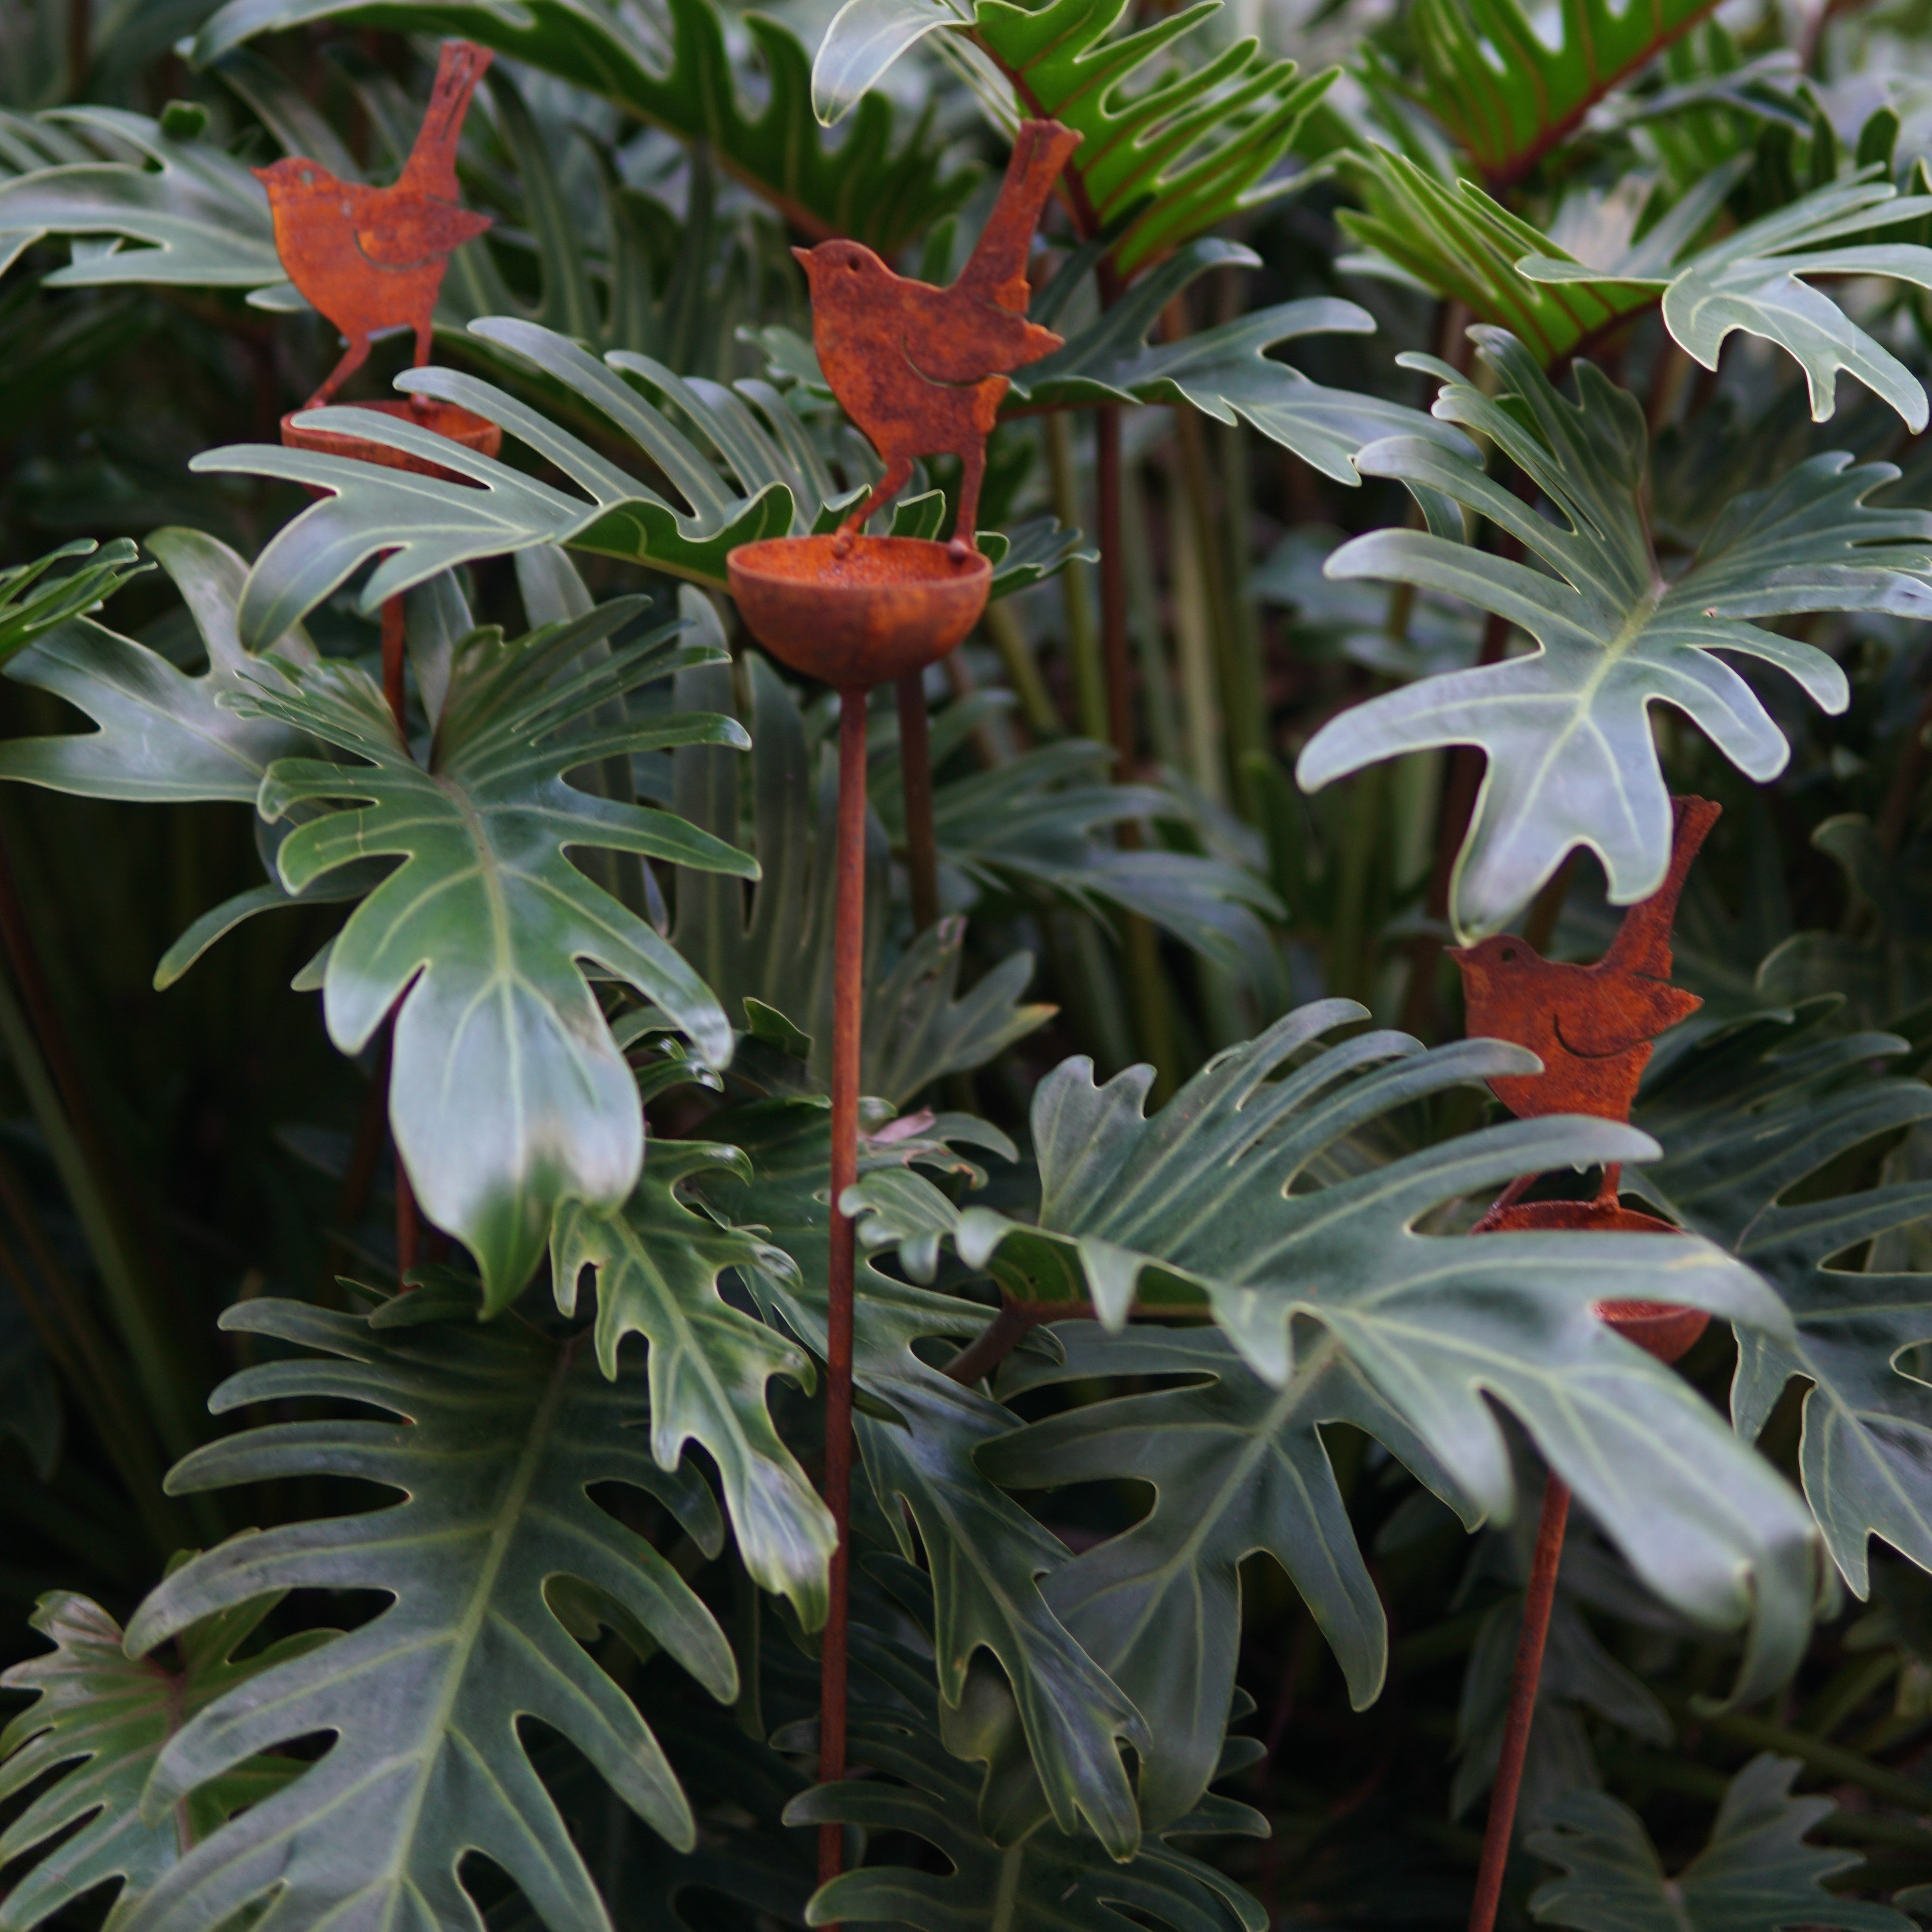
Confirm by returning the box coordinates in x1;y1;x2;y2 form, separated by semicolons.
0;0;1931;1926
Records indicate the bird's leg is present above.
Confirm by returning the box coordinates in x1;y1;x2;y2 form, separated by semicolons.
412;313;435;370
1592;1162;1623;1206
308;332;371;410
948;444;986;561
834;457;913;554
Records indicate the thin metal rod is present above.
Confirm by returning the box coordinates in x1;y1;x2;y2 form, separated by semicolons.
1467;1471;1571;1932
381;596;409;744
820;686;867;1898
896;671;940;932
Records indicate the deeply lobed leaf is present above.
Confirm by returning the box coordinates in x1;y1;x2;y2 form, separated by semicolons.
1296;328;1932;938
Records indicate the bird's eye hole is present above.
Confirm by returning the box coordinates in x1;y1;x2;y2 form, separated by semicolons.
300;169;314;185
1500;947;1516;962
848;261;860;272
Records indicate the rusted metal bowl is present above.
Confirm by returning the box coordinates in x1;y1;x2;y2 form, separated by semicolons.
727;535;992;690
1486;1196;1711;1364
279;396;501;483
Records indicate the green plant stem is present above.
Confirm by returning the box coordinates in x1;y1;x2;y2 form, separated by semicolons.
0;1158;179;1551
1679;1700;1932;1812
981;601;1062;739
0;933;203;1479
1121;452;1181;772
1094;405;1134;775
1172;398;1261;820
1801;1650;1902;1739
1045;413;1108;744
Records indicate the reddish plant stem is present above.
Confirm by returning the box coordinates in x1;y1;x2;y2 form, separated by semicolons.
942;1296;1043;1387
896;671;941;931
1467;1471;1571;1932
820;688;867;1903
382;597;409;748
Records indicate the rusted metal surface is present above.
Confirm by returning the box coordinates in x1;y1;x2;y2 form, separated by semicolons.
727;535;990;690
1484;1195;1711;1363
1459;799;1720;1932
818;689;868;1904
1466;1471;1571;1932
1451;795;1719;1130
257;40;494;407
796;119;1079;552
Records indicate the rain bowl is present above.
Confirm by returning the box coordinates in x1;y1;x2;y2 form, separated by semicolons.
727;535;992;690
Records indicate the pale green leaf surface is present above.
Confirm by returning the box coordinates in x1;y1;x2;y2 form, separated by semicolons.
189;0;970;254
1528;1753;1912;1932
1009;240;1464;485
789;1631;1264;1931
0;1588;321;1932
1296;329;1931;938
236;605;754;1304
1631;1009;1932;1594
0;527;316;803
670;650;1053;1105
550;1139;837;1625
696;1099;1145;1856
812;0;965;125
850;1000;1820;1702
982;1321;1471;1826
0;106;282;288
120;1295;736;1932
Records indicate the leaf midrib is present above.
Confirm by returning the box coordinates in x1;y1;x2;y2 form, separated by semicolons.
366;1335;575;1916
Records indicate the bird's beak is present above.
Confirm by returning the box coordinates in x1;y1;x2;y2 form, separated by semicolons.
791;246;813;268
1445;945;1470;962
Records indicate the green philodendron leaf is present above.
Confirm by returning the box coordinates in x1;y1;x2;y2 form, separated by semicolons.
693;1100;1147;1857
119;1295;737;1932
981;1321;1472;1827
0;105;285;293
1008;239;1474;489
191;327;1081;646
1295;327;1932;939
1527;1753;1913;1932
550;1139;838;1626
670;647;1054;1106
0;1587;325;1932
787;1631;1266;1932
232;603;755;1306
846;999;1821;1704
189;0;971;254
0;536;145;661
1411;0;1725;186
1346;154;1932;422
895;0;1332;277
1757;814;1932;1024
0;526;316;803
1630;1007;1932;1595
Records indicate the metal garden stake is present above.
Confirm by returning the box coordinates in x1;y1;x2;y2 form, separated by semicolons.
726;118;1078;1899
1451;794;1722;1932
261;39;500;1277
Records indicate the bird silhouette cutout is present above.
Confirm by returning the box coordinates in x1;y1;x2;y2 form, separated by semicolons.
1452;796;1720;1127
256;40;495;408
796;118;1080;557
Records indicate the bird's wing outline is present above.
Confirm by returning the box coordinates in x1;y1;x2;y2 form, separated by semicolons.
355;198;492;267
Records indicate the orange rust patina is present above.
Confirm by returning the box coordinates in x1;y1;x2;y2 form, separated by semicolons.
1452;795;1720;1127
257;40;495;408
727;536;992;691
1458;798;1723;1932
797;118;1080;557
731;118;1078;692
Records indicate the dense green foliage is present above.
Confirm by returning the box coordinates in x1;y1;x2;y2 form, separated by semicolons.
2;0;1932;1926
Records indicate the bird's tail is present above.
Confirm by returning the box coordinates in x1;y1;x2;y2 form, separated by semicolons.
398;40;495;201
955;118;1081;313
1600;794;1722;981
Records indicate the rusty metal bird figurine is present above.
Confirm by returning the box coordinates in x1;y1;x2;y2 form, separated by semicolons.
256;40;495;408
1451;796;1720;1131
796;118;1080;557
